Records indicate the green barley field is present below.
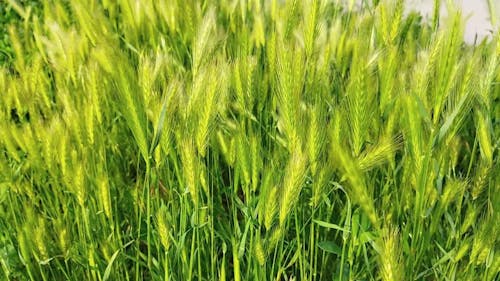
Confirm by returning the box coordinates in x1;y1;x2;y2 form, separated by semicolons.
0;0;499;280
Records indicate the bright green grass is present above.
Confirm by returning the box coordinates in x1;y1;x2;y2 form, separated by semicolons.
0;0;499;280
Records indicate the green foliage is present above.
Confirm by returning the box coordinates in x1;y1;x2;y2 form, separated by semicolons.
0;0;499;280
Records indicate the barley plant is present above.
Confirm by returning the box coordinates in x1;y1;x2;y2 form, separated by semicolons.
1;0;499;280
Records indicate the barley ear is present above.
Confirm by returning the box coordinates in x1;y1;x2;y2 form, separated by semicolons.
98;175;112;219
180;140;199;204
472;160;490;200
357;135;402;172
264;185;279;230
378;227;404;281
476;110;493;165
330;138;379;229
253;234;266;266
156;205;171;250
279;150;308;226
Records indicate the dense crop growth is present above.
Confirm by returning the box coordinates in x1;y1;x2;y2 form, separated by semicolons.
0;0;499;280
